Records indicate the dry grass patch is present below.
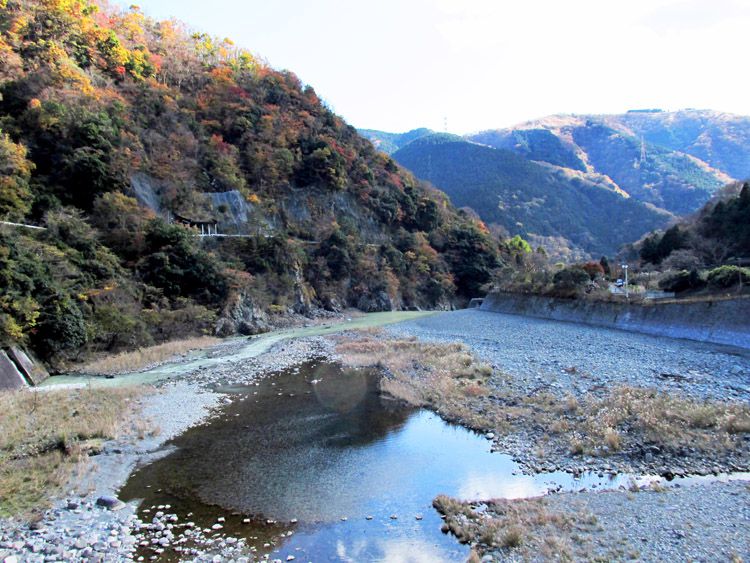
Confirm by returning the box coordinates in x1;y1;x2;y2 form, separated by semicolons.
335;334;496;430
567;387;750;456
433;494;592;560
334;332;750;467
0;386;144;517
74;336;221;375
510;386;750;458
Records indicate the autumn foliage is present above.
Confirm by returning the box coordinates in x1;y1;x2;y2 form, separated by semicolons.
0;0;502;366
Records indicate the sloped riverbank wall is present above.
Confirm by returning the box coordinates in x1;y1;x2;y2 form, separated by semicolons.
481;293;750;349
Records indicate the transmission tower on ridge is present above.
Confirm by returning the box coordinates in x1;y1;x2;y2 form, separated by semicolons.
634;136;646;169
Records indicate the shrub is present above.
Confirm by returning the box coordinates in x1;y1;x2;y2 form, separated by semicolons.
32;295;87;359
0;132;34;221
139;220;228;305
552;266;590;292
658;270;706;293
706;265;750;289
580;261;605;280
661;249;703;271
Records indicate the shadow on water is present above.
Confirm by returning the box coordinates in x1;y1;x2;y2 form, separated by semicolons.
119;360;691;561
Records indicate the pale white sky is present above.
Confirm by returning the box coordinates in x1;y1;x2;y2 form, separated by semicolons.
117;0;750;134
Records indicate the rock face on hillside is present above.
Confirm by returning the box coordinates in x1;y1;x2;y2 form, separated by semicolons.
357;290;395;313
216;291;271;337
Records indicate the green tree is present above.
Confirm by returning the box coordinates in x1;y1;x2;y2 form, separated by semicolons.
445;224;500;297
139;220;228;305
0;132;34;221
553;266;590;292
91;193;152;261
318;228;353;278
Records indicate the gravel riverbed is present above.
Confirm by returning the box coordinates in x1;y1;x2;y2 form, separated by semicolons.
2;309;749;562
386;309;750;402
387;308;750;561
542;479;750;562
0;336;334;563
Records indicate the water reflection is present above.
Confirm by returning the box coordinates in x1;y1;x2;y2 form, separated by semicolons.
121;359;713;561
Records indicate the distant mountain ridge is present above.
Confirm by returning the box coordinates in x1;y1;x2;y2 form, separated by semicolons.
469;110;736;216
361;109;748;257
393;134;670;257
358;128;433;155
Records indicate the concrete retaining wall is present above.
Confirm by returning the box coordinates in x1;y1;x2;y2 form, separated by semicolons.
0;350;27;391
8;346;49;385
481;293;750;349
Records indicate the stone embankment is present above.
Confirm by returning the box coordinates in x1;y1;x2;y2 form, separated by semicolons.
481;292;750;349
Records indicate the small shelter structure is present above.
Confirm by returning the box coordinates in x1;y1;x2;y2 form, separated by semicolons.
172;212;219;236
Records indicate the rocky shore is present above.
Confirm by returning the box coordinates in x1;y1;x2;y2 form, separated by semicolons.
0;336;334;563
386;308;750;560
385;309;750;475
1;308;749;562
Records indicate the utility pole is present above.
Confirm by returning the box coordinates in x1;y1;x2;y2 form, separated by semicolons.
622;263;629;300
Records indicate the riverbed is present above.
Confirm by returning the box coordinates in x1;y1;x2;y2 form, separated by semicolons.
119;359;657;561
3;309;748;562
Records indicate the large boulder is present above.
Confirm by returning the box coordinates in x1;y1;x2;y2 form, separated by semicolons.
321;294;343;313
356;290;394;312
215;291;270;337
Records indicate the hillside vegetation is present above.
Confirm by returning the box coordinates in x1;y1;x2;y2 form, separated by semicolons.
621;182;750;296
393;135;670;257
470;111;734;217
0;0;502;369
615;109;750;180
369;110;742;258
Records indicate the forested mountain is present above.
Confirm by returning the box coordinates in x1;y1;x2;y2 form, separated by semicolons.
0;0;501;368
612;110;750;181
359;128;434;155
367;110;744;258
630;181;750;269
393;135;670;257
470;112;734;216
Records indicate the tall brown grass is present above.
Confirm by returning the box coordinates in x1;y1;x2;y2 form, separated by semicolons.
335;332;750;460
335;334;495;430
0;386;143;517
433;494;584;559
74;336;221;375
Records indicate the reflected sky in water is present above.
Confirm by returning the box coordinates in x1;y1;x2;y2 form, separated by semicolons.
120;360;642;561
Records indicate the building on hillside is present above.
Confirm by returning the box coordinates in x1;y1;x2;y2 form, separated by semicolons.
171;212;219;236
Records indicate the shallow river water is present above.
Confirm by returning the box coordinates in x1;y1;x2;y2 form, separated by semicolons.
119;359;693;562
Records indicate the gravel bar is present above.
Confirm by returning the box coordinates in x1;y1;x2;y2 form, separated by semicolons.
387;308;750;402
